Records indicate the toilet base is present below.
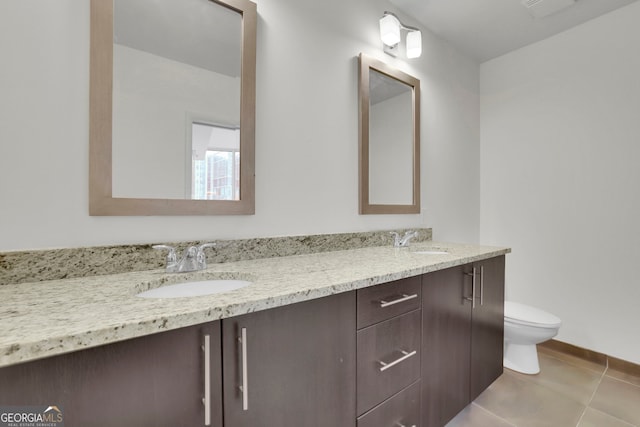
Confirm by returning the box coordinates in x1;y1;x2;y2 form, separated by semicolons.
504;342;540;375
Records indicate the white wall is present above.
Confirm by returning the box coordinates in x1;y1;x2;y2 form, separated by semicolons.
480;1;640;363
0;0;480;251
370;91;413;205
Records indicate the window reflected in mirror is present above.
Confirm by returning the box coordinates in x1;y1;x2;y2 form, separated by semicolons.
190;122;240;201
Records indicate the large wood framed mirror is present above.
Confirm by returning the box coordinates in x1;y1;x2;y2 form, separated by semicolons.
358;53;420;214
90;0;256;215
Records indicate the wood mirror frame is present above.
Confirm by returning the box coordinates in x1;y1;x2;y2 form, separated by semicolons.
89;0;256;215
358;53;420;215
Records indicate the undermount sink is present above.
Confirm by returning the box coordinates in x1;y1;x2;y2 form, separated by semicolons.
137;279;252;299
412;250;449;255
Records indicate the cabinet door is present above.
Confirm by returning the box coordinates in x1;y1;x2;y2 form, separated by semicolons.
0;322;223;427
421;265;471;427
470;255;505;400
222;291;356;427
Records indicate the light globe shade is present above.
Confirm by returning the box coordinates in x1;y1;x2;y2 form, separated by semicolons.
406;30;422;58
379;14;401;46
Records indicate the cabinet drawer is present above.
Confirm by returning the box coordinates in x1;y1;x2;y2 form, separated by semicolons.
358;381;421;427
357;275;421;329
357;309;421;415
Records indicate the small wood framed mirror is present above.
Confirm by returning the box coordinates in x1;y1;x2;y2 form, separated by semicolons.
358;53;420;214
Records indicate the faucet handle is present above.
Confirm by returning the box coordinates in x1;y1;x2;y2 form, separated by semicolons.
196;242;216;269
153;245;177;261
390;232;401;246
197;242;217;251
153;245;178;271
390;230;418;247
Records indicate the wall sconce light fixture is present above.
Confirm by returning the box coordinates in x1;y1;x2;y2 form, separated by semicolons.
379;11;422;59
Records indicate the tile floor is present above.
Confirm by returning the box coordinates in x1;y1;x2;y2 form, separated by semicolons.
446;347;640;427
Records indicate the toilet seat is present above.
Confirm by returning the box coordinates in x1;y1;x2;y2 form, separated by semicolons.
505;301;561;328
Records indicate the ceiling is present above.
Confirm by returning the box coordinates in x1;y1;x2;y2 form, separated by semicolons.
370;69;412;105
114;0;241;77
389;0;639;62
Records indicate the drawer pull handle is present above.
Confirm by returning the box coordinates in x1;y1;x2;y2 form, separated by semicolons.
396;424;417;427
379;293;418;308
378;350;417;372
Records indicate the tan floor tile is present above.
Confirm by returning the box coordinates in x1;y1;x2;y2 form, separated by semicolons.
590;376;640;426
578;407;636;427
474;372;586;427
538;346;606;375
445;403;514;427
606;368;640;388
507;352;603;404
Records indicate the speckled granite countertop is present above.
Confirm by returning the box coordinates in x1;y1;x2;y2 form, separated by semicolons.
0;241;509;368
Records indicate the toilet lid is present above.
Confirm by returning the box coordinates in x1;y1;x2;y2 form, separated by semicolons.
505;301;562;327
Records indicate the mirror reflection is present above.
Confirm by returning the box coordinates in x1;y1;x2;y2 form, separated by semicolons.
368;69;414;205
112;0;241;200
358;54;420;215
89;0;256;215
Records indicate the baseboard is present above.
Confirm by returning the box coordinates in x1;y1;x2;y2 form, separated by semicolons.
539;339;640;378
539;340;607;367
608;355;640;378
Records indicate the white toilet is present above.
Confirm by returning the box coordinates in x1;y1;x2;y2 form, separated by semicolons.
504;301;562;374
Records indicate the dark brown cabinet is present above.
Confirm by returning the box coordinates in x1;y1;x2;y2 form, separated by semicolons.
0;322;223;427
356;276;422;426
0;294;356;427
221;291;356;427
0;255;506;427
421;256;505;427
421;264;470;427
470;256;505;400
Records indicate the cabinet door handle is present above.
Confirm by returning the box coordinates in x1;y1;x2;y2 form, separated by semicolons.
480;265;484;306
379;293;418;308
378;350;417;372
396;424;417;427
472;267;477;308
239;327;249;411
202;334;211;426
464;269;477;308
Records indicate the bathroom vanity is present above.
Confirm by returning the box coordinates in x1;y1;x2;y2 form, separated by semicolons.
0;242;508;427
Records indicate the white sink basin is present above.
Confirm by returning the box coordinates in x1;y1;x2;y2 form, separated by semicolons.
137;279;251;299
412;250;449;255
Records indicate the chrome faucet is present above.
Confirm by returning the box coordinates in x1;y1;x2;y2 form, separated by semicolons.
390;230;419;248
153;243;216;273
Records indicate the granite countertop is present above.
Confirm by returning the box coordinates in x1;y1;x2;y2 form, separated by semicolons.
0;241;510;368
